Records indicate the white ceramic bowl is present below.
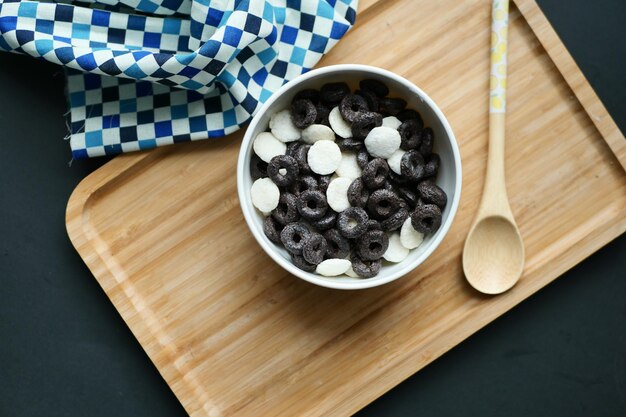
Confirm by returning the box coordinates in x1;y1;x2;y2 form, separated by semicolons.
237;64;461;289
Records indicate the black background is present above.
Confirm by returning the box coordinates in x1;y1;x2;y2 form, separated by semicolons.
1;1;625;416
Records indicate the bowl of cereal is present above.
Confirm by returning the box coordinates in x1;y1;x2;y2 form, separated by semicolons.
237;64;461;289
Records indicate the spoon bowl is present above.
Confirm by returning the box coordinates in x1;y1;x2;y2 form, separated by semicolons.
463;215;524;294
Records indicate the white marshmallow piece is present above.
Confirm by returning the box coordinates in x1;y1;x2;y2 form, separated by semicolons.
301;124;335;144
387;149;405;175
269;109;301;142
252;132;286;163
345;265;359;278
400;217;425;249
307;140;342;175
328;106;353;138
251;178;280;213
382;116;402;130
316;259;352;277
364;126;401;158
326;177;352;212
335;152;362;180
383;232;409;263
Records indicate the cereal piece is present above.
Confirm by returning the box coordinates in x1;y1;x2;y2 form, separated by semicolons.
340;94;369;123
383;232;409;263
355;229;389;261
302;234;328;265
293;144;311;174
351;111;383;139
356;148;370;169
359;79;389;97
396;186;419;209
400;217;424;249
382;116;402;130
269;109;301;142
417;180;447;209
250;154;268;180
263;216;283;244
367;219;382;231
289;175;318;195
362;158;389;190
328;106;353;139
253;132;287;163
326;177;352;212
280;222;311;255
290;99;317;129
388;170;409;185
315;258;351;277
379;97;407;116
380;207;409;231
323;229;351;259
286;141;301;156
350;255;381;278
297;189;328;220
367;189;401;220
335;152;362;180
356;89;379;112
398;119;422;150
424;153;440;178
337;207;369;239
411;203;442;234
251;178;280;212
315;103;331;125
320;82;350;105
301;124;335;144
364;126;401;159
318;175;332;192
291;253;317;272
294;88;320;103
400;150;425;181
308;140;342;175
337;138;364;152
397;109;424;126
272;192;300;225
310;210;337;231
347;177;369;208
386;149;405;175
418;127;434;156
267;155;299;187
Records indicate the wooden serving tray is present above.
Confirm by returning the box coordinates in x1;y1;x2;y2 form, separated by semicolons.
66;1;626;416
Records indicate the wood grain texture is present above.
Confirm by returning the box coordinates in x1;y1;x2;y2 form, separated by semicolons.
66;1;626;416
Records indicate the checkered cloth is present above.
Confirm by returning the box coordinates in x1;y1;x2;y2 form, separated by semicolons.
0;0;358;158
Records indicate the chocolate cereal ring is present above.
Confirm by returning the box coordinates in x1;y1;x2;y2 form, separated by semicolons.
411;203;442;234
356;148;370;169
293;144;311;174
285;141;301;157
350;255;381;278
320;82;350;105
379;97;407;116
323;229;351;259
367;189;402;220
380;207;409;232
315;103;330;126
272;192;300;226
347;177;370;208
418;127;434;156
310;210;337;231
400;150;425;181
250;154;268;180
290;99;317;129
263;216;283;244
359;79;389;98
337;138;364;152
417;180;447;209
355;229;389;261
396;109;424;127
339;94;369;123
351;111;382;139
398;119;422;150
291;253;317;272
367;219;382;231
302;233;328;265
424;153;440;178
280;222;311;255
356;89;379;112
362;158;389;189
318;175;332;193
297;189;328;220
294;88;320;104
267;155;299;187
337;207;369;239
396;186;419;209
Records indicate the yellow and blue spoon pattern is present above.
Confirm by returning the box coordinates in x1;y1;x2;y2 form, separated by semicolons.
490;0;509;113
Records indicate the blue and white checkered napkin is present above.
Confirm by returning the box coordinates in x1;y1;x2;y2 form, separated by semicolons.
0;0;357;158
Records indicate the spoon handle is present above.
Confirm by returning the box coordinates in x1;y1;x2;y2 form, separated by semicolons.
482;0;512;216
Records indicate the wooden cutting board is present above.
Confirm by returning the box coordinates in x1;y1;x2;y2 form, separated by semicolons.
66;0;626;416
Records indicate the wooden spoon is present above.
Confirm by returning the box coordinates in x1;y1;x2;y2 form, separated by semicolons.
463;0;524;294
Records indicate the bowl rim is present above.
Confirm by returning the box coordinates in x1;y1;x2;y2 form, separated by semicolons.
237;64;462;290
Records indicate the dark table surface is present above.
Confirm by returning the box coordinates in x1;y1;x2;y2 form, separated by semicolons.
1;1;625;416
